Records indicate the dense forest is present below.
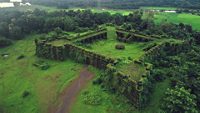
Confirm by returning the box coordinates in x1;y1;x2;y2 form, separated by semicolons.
28;0;200;9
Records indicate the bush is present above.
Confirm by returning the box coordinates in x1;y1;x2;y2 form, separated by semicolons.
151;69;166;82
115;44;125;50
0;37;12;48
93;78;103;85
161;86;198;113
82;91;102;106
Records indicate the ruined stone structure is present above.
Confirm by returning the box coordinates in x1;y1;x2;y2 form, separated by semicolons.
35;28;188;108
35;29;114;69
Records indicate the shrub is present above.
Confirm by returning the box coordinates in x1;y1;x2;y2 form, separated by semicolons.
0;37;12;48
161;86;198;113
151;69;166;82
93;77;103;85
115;44;125;50
82;92;102;106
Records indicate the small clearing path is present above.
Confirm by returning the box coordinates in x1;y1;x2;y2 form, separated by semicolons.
49;66;94;113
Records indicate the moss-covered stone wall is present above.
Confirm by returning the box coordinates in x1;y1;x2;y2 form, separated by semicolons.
116;30;154;43
102;63;152;108
139;40;191;61
35;31;115;69
74;30;107;44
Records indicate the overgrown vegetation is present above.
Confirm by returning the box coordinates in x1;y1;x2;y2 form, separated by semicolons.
1;3;200;113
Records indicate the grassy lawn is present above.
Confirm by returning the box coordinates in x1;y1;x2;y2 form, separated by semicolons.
153;12;200;30
81;27;146;60
0;34;83;113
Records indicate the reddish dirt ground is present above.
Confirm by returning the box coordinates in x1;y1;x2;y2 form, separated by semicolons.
48;66;94;113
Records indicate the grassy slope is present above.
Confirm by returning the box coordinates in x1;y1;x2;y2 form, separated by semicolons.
0;34;83;113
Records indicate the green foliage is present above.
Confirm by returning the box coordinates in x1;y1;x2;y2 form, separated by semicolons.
151;69;166;82
82;91;102;106
161;86;198;113
0;37;12;48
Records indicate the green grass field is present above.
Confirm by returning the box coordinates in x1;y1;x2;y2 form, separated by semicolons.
153;12;200;30
81;27;146;60
69;8;134;15
0;34;83;113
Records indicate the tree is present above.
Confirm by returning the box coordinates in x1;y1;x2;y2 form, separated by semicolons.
126;11;143;24
9;24;23;40
0;36;12;48
0;22;9;37
63;16;77;31
94;12;111;25
113;13;124;25
161;86;198;113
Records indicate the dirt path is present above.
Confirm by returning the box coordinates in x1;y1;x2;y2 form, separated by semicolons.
49;66;94;113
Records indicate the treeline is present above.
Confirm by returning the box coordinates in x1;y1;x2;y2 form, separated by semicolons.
28;0;200;9
1;8;200;47
0;9;148;41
